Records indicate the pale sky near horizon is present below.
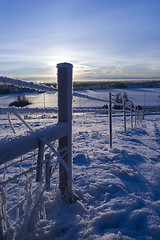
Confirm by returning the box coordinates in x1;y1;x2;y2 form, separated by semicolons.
0;0;160;82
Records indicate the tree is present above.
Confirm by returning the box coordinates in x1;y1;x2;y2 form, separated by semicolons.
114;93;123;109
9;95;31;107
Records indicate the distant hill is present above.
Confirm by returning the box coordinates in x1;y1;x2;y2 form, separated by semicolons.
46;80;160;90
74;80;160;90
0;76;37;94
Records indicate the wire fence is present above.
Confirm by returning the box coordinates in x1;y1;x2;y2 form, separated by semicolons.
0;66;145;239
0;108;70;239
0;63;73;239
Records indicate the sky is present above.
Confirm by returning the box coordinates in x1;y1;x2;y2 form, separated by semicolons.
0;0;160;83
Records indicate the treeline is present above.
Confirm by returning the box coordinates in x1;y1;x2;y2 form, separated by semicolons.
72;80;160;90
0;84;37;94
46;80;160;90
0;77;37;94
1;76;160;93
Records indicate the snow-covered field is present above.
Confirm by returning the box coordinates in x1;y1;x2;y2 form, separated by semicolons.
0;87;160;109
0;88;160;240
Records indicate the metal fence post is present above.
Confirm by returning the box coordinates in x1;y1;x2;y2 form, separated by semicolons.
143;110;145;120
123;99;127;133
135;108;137;127
109;93;112;148
131;103;133;129
137;110;139;124
57;62;73;203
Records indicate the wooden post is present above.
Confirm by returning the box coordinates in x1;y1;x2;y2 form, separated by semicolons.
109;93;112;148
45;153;51;191
36;140;44;182
57;62;73;203
123;99;127;133
0;209;3;240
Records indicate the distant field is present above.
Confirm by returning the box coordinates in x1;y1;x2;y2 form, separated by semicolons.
0;87;159;111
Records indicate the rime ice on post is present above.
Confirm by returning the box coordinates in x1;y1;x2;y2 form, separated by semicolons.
57;62;73;203
123;99;127;133
109;93;112;148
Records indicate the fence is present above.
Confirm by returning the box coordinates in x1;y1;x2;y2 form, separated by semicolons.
0;64;145;239
73;91;144;148
0;63;73;239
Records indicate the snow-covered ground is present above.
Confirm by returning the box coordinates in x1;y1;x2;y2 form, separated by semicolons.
0;87;159;109
0;88;160;239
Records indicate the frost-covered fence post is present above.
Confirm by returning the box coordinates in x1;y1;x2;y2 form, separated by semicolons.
140;110;143;122
130;103;133;129
36;140;45;182
45;153;51;191
143;110;145;120
109;93;112;148
57;62;73;203
137;110;140;124
0;210;3;240
135;109;137;127
123;99;127;133
139;111;141;123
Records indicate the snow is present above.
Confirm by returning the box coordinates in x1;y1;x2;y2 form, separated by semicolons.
0;87;160;239
75;88;160;109
0;77;56;92
0;87;159;109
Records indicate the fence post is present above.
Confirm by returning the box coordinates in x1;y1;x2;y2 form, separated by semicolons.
140;110;143;122
135;108;137;127
57;62;73;203
109;93;112;148
123;99;127;133
137;110;139;124
143;110;145;120
36;140;45;182
0;206;3;240
130;102;133;129
45;153;51;191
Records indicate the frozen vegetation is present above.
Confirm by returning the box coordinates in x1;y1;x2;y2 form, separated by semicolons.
0;87;160;239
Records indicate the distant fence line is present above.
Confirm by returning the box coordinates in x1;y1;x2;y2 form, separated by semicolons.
72;91;144;148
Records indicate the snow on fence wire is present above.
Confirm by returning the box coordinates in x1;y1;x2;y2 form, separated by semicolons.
73;92;144;148
0;107;58;115
0;77;57;93
0;63;73;239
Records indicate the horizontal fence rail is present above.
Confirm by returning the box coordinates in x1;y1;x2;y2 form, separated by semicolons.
0;122;68;165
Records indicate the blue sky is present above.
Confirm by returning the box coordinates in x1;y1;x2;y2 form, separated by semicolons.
0;0;160;82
